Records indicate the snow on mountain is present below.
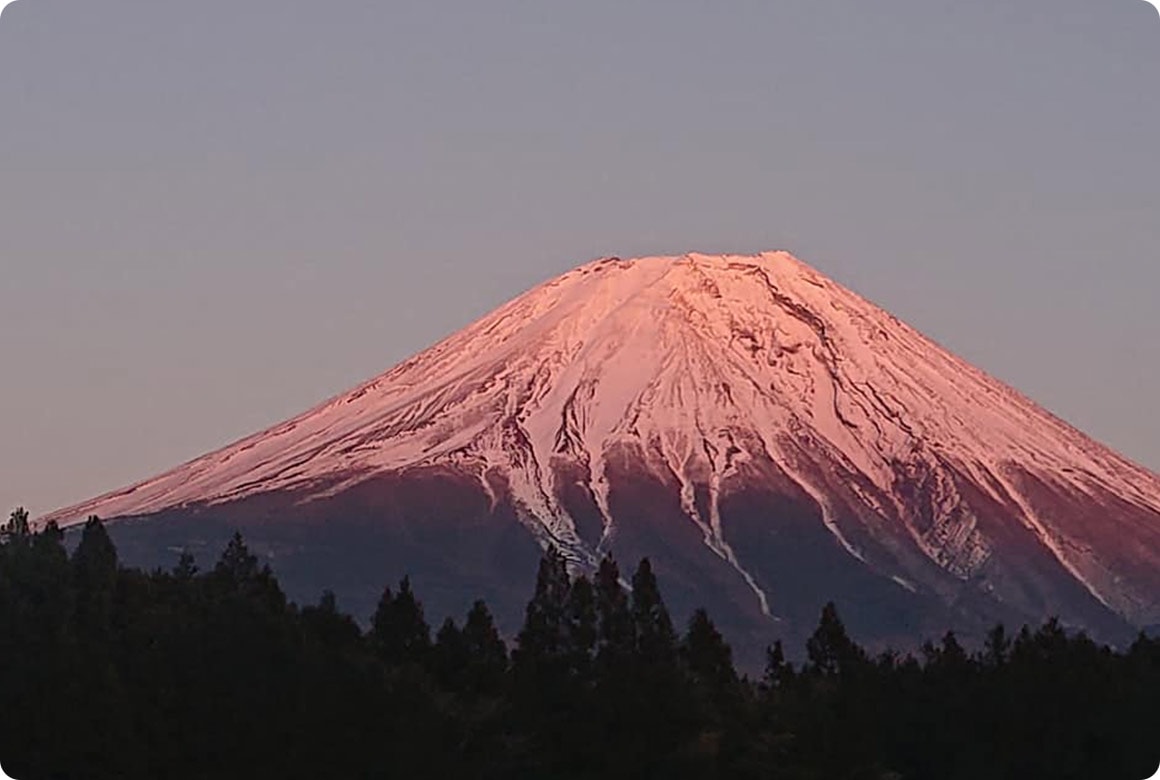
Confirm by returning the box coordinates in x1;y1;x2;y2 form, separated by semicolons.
43;251;1160;643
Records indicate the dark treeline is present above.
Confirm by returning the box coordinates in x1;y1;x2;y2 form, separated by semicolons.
0;509;1157;779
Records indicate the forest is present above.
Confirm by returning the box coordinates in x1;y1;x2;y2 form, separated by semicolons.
0;508;1156;779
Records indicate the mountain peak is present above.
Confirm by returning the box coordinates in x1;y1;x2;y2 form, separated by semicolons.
43;250;1160;649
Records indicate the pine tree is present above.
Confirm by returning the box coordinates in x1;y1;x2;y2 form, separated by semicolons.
565;574;597;688
594;554;634;673
683;608;740;717
210;531;285;612
5;522;78;775
684;609;736;684
626;558;691;773
756;638;799;770
370;576;432;667
803;603;881;778
513;547;571;679
591;555;636;772
73;517;117;591
806;602;865;678
72;517;118;642
431;617;468;690
173;550;199;581
301;590;362;651
214;532;261;584
763;640;795;692
461;600;508;696
27;522;71;632
631;558;677;669
982;624;1011;668
923;631;970;674
202;531;295;774
510;547;582;773
70;518;139;778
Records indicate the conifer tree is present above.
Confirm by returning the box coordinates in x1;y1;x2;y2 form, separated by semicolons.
590;554;636;767
511;547;589;774
370;576;432;667
72;516;118;643
684;609;736;683
209;531;285;613
73;517;117;590
461;599;508;696
763;640;795;692
923;631;970;675
432;617;468;689
301;589;362;650
806;602;865;678
214;531;261;584
631;558;677;668
683;608;741;718
565;574;597;687
594;554;634;672
71;518;140;778
4;521;77;775
27;522;72;636
512;547;571;727
982;624;1011;668
627;558;691;772
513;547;571;676
173;550;199;581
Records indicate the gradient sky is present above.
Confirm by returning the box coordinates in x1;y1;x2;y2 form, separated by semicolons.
1;0;1157;518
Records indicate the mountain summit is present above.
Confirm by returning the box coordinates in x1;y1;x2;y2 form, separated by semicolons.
45;252;1160;654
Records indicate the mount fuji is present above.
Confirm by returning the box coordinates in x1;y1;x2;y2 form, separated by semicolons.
43;252;1160;657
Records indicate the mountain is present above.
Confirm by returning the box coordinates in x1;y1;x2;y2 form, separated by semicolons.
42;251;1160;660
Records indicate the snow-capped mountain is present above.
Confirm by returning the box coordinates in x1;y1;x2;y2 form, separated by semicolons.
44;252;1160;655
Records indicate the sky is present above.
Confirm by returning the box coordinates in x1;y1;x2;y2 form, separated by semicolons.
0;0;1157;518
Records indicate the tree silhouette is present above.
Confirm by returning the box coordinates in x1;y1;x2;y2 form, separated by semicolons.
683;608;741;721
0;512;1154;778
806;601;866;678
594;554;634;672
370;575;432;667
2;506;30;541
461;599;508;695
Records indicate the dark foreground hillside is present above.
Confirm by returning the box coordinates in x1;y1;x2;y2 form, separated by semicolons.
0;509;1157;780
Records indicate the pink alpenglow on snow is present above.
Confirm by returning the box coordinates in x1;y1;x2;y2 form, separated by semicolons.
43;252;1160;653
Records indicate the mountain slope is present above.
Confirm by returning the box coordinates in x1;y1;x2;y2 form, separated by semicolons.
44;252;1160;653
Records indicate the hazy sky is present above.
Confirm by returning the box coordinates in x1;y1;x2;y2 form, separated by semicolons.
1;0;1157;517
